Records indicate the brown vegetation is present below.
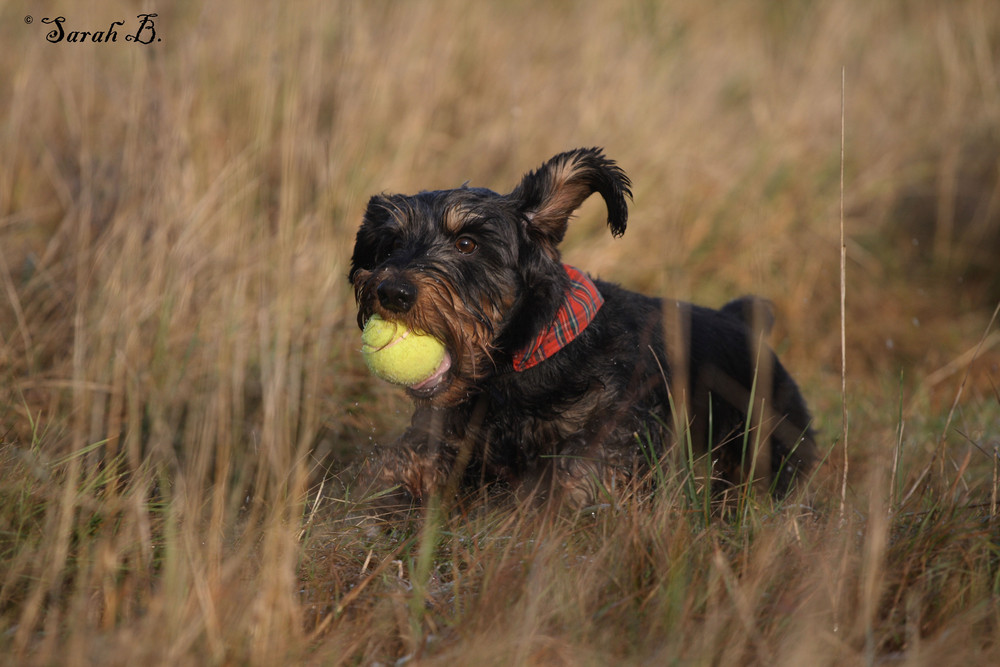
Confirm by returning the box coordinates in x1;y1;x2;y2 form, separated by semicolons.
2;0;999;664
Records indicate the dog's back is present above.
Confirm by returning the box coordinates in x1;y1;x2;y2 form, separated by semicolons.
514;279;815;500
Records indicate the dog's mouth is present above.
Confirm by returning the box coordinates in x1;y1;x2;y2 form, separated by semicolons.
406;350;453;398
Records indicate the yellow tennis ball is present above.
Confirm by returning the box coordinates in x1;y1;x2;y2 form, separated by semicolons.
361;314;448;387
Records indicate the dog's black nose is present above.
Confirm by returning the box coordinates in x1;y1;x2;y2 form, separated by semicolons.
377;277;417;313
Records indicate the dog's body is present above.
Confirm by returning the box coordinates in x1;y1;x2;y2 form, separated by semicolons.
350;148;816;513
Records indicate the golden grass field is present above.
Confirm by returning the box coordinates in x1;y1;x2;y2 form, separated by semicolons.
2;0;1000;664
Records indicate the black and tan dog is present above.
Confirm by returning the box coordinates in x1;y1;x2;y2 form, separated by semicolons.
350;148;816;514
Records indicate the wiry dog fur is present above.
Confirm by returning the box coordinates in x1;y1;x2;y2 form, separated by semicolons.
349;148;816;514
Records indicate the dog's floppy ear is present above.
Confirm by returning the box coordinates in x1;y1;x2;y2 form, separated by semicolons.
510;147;631;248
348;194;404;284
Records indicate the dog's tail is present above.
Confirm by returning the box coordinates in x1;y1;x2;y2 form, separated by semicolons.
720;295;776;335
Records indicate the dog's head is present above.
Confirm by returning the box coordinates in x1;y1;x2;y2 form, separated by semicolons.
349;147;632;406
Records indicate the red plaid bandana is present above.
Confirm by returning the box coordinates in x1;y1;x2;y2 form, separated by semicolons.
513;265;604;372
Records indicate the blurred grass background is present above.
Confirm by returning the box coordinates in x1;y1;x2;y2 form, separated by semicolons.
1;0;999;664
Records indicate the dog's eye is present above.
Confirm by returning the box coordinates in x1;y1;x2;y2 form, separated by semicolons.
376;237;402;263
454;237;478;255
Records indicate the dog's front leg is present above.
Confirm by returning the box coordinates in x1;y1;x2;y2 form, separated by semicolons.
357;441;450;513
548;438;635;510
356;406;468;519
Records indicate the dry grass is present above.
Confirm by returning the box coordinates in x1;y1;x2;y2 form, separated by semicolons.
2;0;1000;664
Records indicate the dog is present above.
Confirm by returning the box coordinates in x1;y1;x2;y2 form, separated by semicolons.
349;148;816;515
